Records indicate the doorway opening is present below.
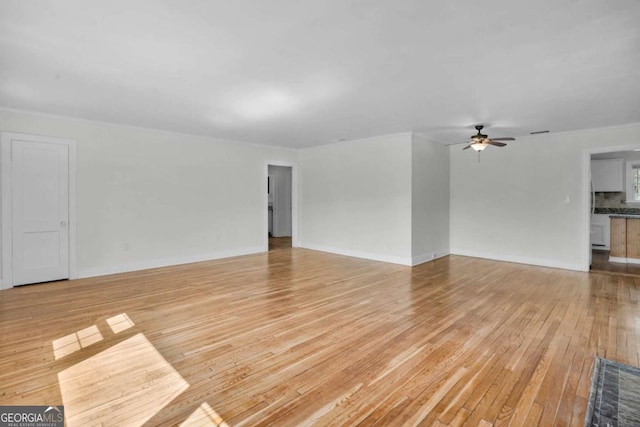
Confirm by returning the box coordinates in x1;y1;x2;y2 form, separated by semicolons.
265;162;297;252
587;148;640;276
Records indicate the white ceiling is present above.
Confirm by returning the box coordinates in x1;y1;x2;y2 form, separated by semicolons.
1;0;639;148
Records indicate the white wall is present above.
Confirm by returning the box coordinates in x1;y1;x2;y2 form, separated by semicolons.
299;133;413;264
4;107;637;279
450;123;640;271
411;134;450;264
0;109;296;279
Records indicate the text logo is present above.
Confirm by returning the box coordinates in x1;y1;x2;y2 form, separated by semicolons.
0;406;64;427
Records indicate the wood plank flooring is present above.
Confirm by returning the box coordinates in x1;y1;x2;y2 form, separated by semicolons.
269;236;292;251
591;249;640;277
1;249;639;426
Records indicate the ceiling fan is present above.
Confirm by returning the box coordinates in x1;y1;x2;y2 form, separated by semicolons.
462;125;515;151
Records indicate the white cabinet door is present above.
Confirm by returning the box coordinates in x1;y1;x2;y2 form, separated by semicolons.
591;223;605;246
591;214;611;248
12;139;70;285
591;159;624;192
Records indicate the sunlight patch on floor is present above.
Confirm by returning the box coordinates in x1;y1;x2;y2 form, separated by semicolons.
180;402;230;427
106;313;135;333
58;333;188;426
52;325;103;360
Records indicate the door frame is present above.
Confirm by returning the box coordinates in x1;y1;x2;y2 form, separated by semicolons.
1;132;77;289
582;143;640;272
264;161;298;251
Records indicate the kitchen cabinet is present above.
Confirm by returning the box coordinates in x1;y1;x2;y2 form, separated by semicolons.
610;217;626;259
627;219;640;259
591;159;624;192
609;216;640;263
590;214;610;248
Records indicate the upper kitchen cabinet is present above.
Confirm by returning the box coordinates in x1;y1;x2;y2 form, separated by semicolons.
592;159;624;191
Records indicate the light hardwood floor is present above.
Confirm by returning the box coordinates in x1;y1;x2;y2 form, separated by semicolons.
591;249;640;277
269;236;292;251
1;249;639;426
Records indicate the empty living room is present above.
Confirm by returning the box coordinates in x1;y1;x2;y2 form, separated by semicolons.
1;1;640;426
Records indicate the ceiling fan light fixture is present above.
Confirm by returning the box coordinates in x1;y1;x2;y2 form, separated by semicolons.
471;142;488;151
462;124;515;152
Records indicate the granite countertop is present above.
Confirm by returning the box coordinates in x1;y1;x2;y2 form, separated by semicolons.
609;214;640;219
594;207;640;215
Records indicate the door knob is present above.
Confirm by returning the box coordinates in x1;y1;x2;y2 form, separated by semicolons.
60;221;67;227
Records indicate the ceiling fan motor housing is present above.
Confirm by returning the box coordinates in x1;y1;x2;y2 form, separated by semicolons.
472;125;487;140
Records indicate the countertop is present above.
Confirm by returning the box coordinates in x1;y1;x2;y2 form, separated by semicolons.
609;214;640;219
594;207;640;215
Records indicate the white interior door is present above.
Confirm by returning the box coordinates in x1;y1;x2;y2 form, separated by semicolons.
11;139;70;285
272;166;292;237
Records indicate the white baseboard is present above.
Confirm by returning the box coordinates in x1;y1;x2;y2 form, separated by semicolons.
609;256;640;264
609;256;627;264
450;248;586;272
299;242;413;266
77;246;264;279
76;245;585;280
411;249;450;266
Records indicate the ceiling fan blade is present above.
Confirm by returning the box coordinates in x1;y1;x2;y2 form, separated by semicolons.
489;137;515;141
462;144;473;150
488;141;507;147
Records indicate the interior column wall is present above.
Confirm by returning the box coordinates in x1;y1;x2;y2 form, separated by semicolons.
299;133;413;265
411;133;450;264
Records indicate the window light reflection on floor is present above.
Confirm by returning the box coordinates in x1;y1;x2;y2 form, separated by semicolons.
106;313;135;333
180;402;230;427
52;325;103;360
58;333;189;426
